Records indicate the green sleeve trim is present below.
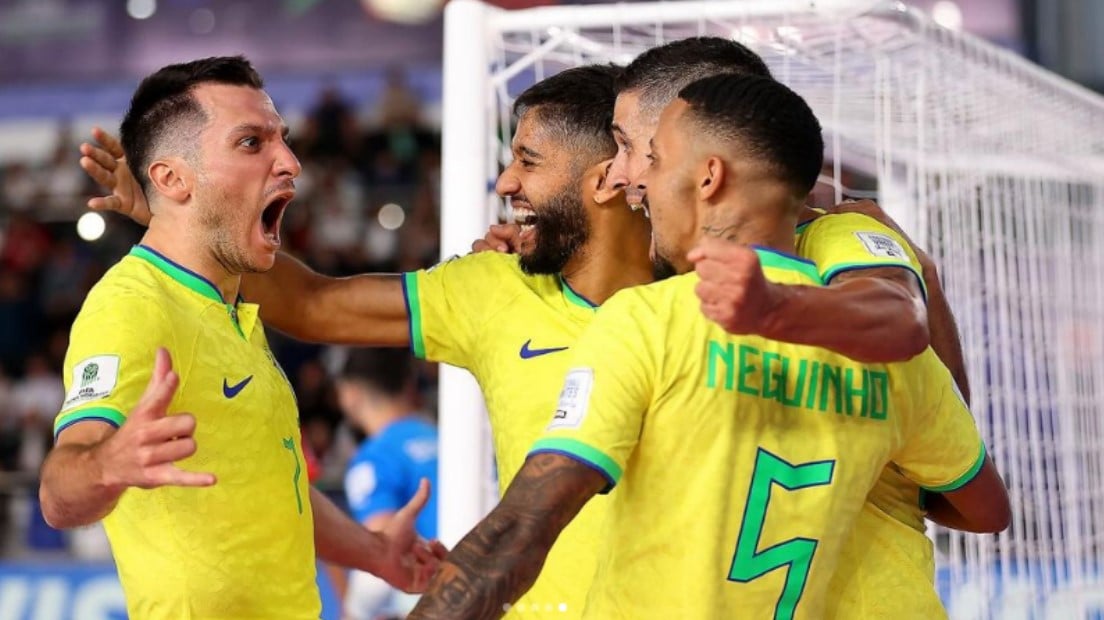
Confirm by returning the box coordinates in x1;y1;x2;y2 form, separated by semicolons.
401;272;426;359
54;406;127;439
753;247;823;284
922;442;987;493
821;260;929;301
530;437;623;489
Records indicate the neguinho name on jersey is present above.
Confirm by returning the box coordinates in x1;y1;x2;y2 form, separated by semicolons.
706;341;889;420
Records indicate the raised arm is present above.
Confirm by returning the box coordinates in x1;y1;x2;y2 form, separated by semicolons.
408;453;606;620
39;348;215;528
691;241;928;364
240;254;409;346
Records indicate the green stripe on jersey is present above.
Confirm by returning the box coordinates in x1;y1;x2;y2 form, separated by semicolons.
54;406;127;438
530;438;623;485
754;248;822;284
402;272;426;359
922;442;987;493
821;260;929;300
130;245;224;303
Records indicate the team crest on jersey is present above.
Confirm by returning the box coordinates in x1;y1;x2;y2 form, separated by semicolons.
854;231;908;260
62;355;120;411
547;368;594;430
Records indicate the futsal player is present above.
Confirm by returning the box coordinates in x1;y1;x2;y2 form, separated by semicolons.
39;56;442;619
408;73;1010;620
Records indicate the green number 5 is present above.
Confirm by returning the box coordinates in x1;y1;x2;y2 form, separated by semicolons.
729;448;835;620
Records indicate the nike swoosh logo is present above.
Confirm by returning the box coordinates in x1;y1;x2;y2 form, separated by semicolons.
223;375;254;398
519;339;569;359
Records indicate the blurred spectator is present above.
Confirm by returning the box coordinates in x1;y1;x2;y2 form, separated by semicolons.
38;238;97;323
1;212;52;275
0;162;38;213
0;271;38;374
335;348;438;620
376;65;422;129
304;83;358;161
11;353;62;473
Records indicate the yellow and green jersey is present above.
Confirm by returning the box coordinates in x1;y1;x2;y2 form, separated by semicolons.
404;251;605;618
532;247;985;620
798;212;945;618
55;245;318;620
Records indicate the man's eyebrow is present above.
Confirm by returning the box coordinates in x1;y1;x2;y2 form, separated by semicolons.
518;145;542;160
611;123;628;140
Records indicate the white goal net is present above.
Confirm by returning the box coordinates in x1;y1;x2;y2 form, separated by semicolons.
438;1;1104;617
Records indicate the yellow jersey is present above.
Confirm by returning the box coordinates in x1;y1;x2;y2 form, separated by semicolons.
797;212;946;618
532;247;985;620
55;245;318;620
404;251;604;618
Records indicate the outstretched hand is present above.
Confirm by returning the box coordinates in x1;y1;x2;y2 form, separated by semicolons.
80;127;151;227
377;478;448;593
97;348;216;491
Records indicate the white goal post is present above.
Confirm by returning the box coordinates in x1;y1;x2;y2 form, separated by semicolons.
439;1;1104;617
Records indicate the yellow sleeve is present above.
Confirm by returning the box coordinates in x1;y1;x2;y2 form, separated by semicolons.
529;289;657;491
54;294;176;439
401;252;514;368
892;350;985;492
796;212;927;299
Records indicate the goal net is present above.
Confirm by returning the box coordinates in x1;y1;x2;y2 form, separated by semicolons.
438;1;1104;617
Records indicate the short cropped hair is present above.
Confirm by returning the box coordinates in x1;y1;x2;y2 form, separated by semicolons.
678;73;823;196
513;63;621;163
618;37;772;121
120;55;264;196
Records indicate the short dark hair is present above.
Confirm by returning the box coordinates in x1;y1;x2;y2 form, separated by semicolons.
618;37;772;121
513;63;621;163
120;55;264;196
678;74;823;197
339;348;416;397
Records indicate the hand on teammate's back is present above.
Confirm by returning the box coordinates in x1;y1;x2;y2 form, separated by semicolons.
98;347;216;491
471;223;521;254
376;478;449;593
689;238;780;336
80;127;151;227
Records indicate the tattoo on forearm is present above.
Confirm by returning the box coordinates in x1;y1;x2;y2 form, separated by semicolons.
408;454;604;620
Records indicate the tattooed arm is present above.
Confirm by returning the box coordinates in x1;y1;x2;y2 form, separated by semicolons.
407;453;607;620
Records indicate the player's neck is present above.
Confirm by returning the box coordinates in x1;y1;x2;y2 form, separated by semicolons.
560;210;653;305
141;225;243;305
706;189;801;254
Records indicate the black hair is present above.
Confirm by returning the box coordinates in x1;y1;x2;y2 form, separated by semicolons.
513;63;621;162
678;74;823;196
618;37;772;120
339;348;416;398
120;55;264;196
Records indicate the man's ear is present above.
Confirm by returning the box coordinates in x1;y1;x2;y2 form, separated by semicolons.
147;156;193;205
590;157;622;206
699;155;726;202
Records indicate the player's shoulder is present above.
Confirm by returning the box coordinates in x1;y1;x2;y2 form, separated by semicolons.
754;246;823;286
603;273;695;318
420;250;525;279
74;254;174;330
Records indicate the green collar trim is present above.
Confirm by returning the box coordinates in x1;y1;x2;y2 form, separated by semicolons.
559;275;599;310
130;245;226;304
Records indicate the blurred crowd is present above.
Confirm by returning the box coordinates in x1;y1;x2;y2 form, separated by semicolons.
0;70;444;562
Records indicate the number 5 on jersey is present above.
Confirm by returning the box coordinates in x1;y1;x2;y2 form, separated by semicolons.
729;448;835;620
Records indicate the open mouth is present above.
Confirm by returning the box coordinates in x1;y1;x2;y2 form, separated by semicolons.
260;191;293;246
512;206;537;234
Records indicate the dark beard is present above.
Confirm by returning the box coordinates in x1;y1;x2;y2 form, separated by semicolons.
651;253;679;281
518;190;590;275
